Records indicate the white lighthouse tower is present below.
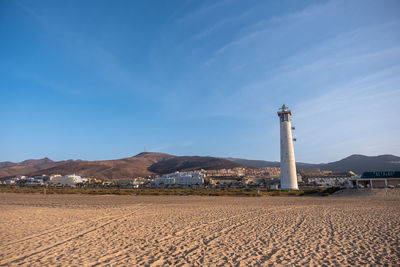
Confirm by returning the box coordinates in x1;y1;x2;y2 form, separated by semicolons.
277;104;298;190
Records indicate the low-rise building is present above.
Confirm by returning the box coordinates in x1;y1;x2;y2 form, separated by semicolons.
307;177;352;187
350;171;400;188
154;171;204;187
209;177;244;187
301;170;354;187
49;174;83;186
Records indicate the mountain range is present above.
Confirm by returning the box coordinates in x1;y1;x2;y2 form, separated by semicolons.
228;154;400;174
0;152;245;180
0;153;399;180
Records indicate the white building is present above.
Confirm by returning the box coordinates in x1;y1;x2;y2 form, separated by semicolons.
277;104;298;190
307;177;351;187
49;174;62;180
49;174;83;186
270;184;279;190
154;171;205;187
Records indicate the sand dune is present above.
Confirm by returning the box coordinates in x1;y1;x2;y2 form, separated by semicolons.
0;193;399;266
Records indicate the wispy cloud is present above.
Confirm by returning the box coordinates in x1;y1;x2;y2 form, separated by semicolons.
293;66;400;162
14;1;44;23
195;17;400;118
11;2;144;99
210;1;334;57
91;46;138;91
175;0;233;25
188;5;258;42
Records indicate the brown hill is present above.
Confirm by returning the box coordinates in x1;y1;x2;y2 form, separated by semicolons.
148;156;245;174
0;158;62;178
28;152;175;180
228;154;400;175
0;152;243;180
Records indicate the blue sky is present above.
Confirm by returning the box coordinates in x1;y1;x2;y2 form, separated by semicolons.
1;0;400;163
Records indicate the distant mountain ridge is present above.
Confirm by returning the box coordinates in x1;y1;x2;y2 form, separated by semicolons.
1;153;399;179
0;157;54;168
228;154;400;174
0;152;244;180
0;157;62;178
148;156;245;174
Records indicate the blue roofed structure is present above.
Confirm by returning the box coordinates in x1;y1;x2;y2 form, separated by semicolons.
361;172;400;179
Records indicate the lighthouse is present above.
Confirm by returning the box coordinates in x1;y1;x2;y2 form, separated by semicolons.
277;104;298;190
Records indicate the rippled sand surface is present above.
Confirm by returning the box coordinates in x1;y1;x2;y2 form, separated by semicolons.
0;191;399;266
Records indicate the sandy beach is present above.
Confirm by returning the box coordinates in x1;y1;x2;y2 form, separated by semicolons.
0;191;399;266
